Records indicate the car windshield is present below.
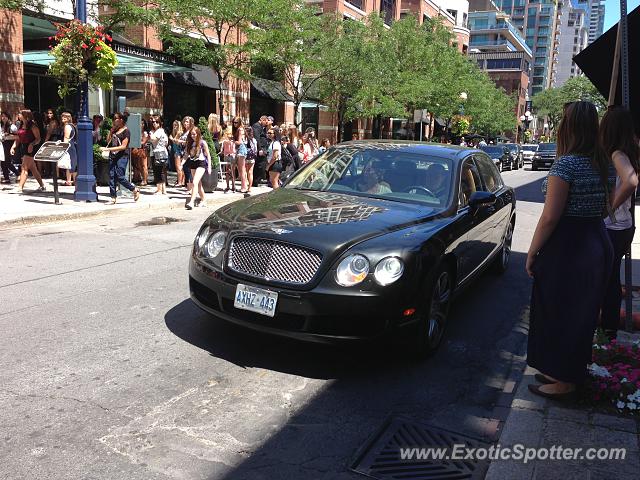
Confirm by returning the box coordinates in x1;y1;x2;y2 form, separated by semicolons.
522;145;538;152
480;146;503;156
285;147;453;208
538;143;556;151
505;144;518;152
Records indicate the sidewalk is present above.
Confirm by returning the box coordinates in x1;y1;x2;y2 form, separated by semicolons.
486;365;640;479
0;174;270;227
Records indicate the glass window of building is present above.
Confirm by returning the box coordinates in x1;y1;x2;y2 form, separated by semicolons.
346;0;364;9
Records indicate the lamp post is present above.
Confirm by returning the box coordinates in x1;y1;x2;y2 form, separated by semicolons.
520;110;532;142
74;0;98;202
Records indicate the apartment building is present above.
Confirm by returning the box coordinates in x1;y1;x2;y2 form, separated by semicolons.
550;0;590;87
467;2;532;119
588;0;605;43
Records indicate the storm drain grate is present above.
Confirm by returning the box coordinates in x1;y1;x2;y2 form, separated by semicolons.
351;417;490;480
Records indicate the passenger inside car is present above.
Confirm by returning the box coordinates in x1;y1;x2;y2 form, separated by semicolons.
355;160;392;194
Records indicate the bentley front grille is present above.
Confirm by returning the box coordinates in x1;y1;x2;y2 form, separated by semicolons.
227;237;323;285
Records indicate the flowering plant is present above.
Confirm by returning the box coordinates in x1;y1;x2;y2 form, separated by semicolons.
586;331;640;414
48;20;118;98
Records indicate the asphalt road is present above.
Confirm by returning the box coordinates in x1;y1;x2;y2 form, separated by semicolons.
0;166;548;480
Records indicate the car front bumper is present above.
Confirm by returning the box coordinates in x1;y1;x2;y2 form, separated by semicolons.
188;258;419;343
532;157;555;168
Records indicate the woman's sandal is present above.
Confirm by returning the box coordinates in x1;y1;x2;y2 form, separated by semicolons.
535;373;556;385
527;384;577;402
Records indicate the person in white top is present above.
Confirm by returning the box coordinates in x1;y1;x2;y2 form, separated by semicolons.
149;115;169;195
600;106;640;336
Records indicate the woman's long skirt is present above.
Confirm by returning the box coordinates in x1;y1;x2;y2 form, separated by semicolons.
528;216;613;384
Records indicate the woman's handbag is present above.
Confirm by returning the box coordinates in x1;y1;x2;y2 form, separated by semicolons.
57;152;72;170
153;145;169;166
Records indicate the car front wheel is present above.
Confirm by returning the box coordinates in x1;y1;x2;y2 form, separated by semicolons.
407;266;452;357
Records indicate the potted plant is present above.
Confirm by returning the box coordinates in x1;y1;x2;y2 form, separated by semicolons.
198;117;220;193
48;20;118;98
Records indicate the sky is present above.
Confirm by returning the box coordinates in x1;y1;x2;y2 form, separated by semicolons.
604;0;640;30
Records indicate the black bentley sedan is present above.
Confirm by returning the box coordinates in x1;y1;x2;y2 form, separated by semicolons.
189;142;516;356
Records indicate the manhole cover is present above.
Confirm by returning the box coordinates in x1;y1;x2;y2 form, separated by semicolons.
351;417;490;480
136;216;185;227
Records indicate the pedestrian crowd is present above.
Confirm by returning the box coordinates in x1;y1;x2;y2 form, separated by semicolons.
525;102;639;403
1;108;330;208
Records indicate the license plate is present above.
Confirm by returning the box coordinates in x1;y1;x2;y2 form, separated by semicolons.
233;283;278;317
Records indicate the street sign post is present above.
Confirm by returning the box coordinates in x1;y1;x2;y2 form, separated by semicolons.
34;141;70;205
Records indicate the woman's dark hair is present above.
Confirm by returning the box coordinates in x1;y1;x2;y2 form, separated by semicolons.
150;115;163;129
600;106;640;174
45;108;58;125
113;111;128;124
556;101;609;186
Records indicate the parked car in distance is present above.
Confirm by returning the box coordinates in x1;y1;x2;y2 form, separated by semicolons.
479;145;511;172
532;143;557;170
189;142;516;357
521;144;538;163
504;143;523;170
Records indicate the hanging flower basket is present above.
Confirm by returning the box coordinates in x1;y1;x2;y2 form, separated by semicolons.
48;20;118;98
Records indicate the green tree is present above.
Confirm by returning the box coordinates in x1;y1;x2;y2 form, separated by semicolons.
532;76;606;135
151;0;289;125
250;3;327;129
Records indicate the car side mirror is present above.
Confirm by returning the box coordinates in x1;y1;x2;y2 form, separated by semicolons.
468;191;496;210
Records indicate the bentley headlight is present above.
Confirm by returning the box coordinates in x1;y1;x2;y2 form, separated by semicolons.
336;254;369;287
374;257;404;286
204;231;227;258
196;225;210;249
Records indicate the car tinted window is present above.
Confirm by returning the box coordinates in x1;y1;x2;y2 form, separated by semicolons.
459;158;485;207
538;143;556;151
474;154;503;193
521;145;538;152
285;147;454;208
480;146;503;156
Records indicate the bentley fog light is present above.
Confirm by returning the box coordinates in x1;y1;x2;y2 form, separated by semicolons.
374;257;404;286
205;231;227;258
336;254;370;286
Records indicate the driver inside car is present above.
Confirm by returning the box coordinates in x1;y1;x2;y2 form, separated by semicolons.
355;160;392;194
425;163;449;199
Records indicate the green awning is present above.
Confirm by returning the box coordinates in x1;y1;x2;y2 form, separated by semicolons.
23;49;191;75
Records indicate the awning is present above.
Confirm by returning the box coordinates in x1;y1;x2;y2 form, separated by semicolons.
165;64;220;89
251;78;293;102
23;45;191;75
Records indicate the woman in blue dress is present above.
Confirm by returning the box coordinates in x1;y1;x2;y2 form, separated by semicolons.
526;101;615;400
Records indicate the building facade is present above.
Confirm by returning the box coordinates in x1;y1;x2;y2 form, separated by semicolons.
489;0;559;95
550;0;589;87
1;0;471;143
468;2;532;122
588;0;605;43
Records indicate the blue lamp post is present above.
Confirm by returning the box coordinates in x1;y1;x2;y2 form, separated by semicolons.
74;0;98;202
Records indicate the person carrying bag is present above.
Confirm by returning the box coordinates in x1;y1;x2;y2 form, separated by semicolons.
149;115;169;195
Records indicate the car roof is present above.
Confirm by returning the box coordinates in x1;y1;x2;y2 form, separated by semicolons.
334;140;474;162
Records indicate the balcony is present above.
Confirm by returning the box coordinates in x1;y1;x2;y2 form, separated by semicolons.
469;23;533;56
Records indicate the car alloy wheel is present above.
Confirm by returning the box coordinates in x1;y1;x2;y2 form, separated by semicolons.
426;269;451;351
494;221;513;274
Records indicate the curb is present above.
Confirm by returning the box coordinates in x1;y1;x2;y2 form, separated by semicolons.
0;199;188;229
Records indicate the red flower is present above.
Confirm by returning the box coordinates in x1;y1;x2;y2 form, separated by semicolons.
95;45;102;51
81;43;88;49
90;38;96;44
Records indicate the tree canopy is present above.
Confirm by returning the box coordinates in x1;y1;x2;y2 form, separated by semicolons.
532;76;606;134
